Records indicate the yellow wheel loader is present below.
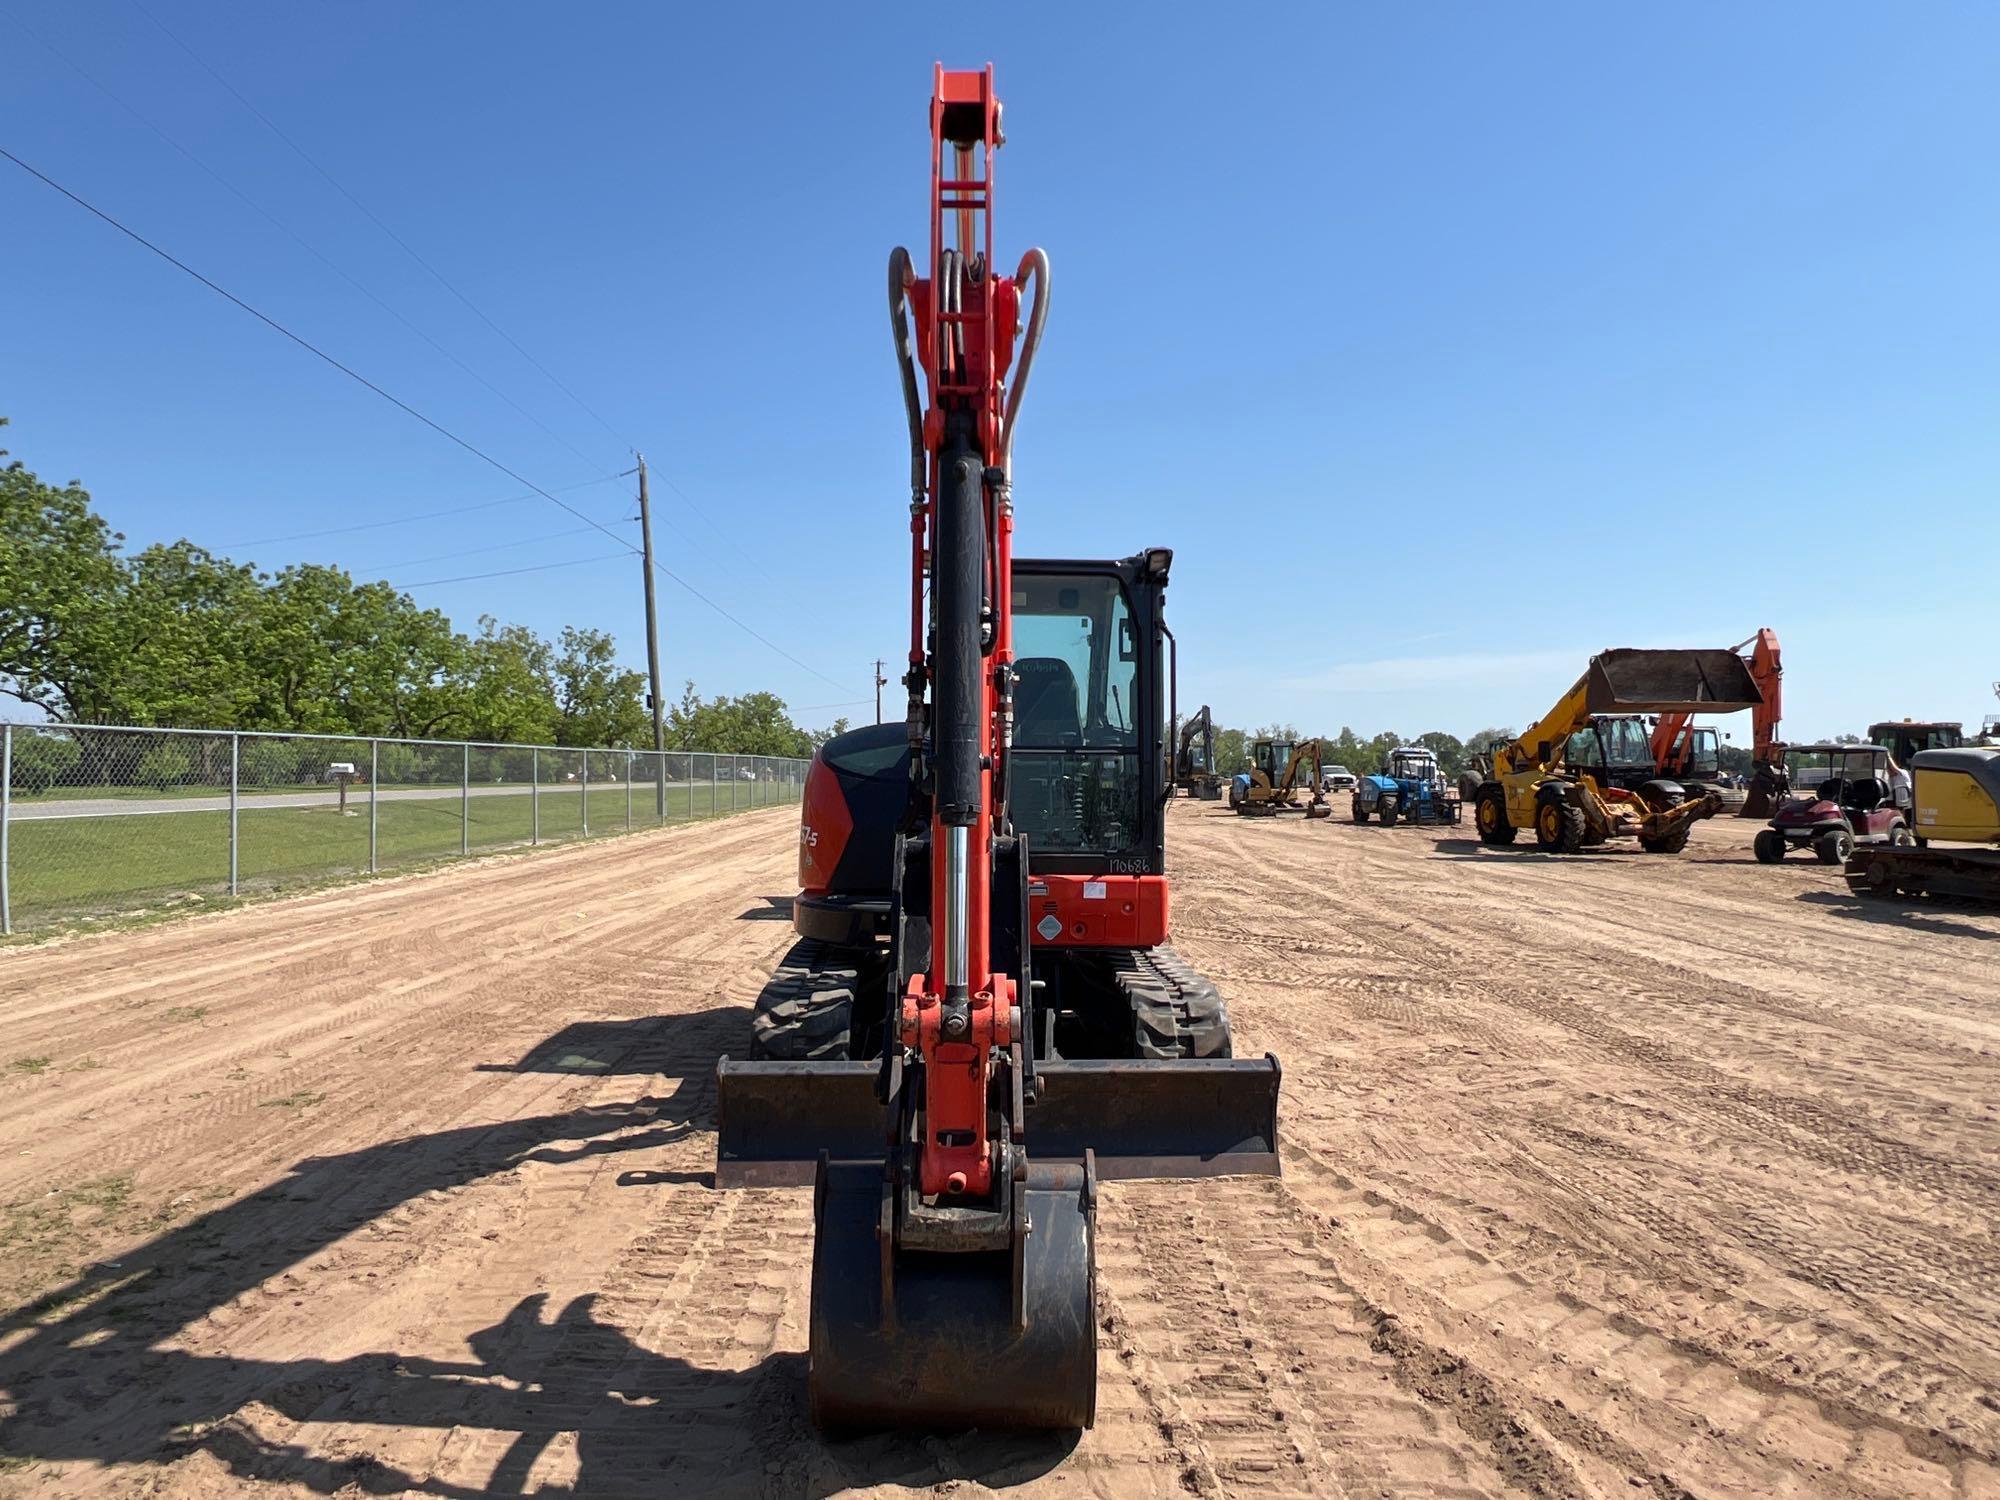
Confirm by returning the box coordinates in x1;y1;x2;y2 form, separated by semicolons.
1472;650;1765;855
1844;746;2000;903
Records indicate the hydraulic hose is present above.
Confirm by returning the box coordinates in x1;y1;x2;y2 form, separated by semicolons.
1000;248;1050;478
887;247;924;507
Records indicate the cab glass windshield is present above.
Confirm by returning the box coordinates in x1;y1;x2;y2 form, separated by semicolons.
1008;573;1142;853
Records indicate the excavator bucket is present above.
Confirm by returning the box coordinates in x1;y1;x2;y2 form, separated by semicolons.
716;1054;1280;1430
808;1156;1098;1429
714;1055;1283;1188
1585;648;1763;714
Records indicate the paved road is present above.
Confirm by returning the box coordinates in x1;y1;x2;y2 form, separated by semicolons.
10;779;772;820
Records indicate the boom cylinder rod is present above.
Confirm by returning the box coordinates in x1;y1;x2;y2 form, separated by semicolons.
943;825;970;995
933;431;987;1003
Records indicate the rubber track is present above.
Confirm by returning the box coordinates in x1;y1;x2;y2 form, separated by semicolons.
747;938;862;1061
1104;944;1234;1059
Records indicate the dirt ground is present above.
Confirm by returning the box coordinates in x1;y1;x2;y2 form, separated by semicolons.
1;800;1995;1498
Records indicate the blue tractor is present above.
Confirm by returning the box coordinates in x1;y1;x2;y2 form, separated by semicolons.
1351;745;1462;826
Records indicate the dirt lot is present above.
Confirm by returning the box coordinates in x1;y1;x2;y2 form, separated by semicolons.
1;802;1995;1498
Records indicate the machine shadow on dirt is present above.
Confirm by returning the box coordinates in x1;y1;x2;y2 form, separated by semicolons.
0;1004;1075;1494
1427;837;1633;863
1795;888;2000;943
475;1005;750;1078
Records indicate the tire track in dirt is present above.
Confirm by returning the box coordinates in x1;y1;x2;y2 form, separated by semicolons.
1168;806;2000;1498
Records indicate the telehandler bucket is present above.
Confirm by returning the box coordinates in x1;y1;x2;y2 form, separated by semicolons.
1585;648;1763;714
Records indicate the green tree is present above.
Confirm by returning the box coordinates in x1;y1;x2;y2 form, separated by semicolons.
551;627;646;746
0;427;126;719
7;730;82;794
1214;726;1248;775
135;742;193;791
1320;726;1368;770
0;425;784;754
103;542;265;727
456;616;559;745
241;567;467;738
1416;730;1467;778
667;680;821;755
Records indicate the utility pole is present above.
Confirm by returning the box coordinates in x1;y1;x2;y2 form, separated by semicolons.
874;659;887;724
637;455;666;757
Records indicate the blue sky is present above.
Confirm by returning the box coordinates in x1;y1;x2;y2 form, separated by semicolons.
6;3;1996;742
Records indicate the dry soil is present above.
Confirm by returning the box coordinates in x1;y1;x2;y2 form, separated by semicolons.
0;801;1995;1498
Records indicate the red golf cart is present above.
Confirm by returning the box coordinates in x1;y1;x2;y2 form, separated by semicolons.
1753;743;1913;865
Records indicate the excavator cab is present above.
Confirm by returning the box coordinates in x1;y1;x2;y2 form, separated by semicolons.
1008;556;1170;871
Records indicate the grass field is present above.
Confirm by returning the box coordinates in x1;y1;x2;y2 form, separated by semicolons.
4;780;796;930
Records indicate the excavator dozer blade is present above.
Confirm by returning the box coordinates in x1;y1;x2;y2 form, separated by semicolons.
714;1055;1282;1188
1586;648;1763;715
808;1158;1097;1431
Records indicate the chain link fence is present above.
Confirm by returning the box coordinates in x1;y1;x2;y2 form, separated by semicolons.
0;722;807;934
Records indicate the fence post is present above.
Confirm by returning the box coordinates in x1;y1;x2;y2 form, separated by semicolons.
731;755;739;813
461;743;470;855
626;752;634;831
582;752;590;836
532;747;540;845
369;740;379;873
1;724;12;936
229;732;240;897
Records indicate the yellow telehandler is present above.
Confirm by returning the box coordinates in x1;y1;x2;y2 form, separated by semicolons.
1472;650;1764;855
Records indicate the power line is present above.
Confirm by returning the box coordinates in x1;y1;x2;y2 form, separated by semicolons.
129;0;632;452
357;524;602;576
115;3;797;602
2;145;636;546
1;148;860;695
220;473;627;549
5;6;616;478
114;0;840;672
393;553;632;590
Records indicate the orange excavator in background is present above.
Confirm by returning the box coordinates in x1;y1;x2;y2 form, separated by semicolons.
1650;629;1784;818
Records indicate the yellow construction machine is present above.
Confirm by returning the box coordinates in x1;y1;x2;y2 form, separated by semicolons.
1230;737;1331;818
1845;746;2000;903
1472;650;1764;854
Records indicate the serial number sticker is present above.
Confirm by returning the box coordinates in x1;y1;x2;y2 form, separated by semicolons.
1083;881;1107;900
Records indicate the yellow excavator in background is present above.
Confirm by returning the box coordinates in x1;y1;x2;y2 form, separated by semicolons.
1230;738;1331;818
1472;650;1765;854
1845;746;2000;903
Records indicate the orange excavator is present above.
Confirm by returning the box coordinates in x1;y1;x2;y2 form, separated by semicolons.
1650;629;1785;817
712;67;1279;1431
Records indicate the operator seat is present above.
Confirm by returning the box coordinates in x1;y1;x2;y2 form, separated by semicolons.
1013;658;1083;747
